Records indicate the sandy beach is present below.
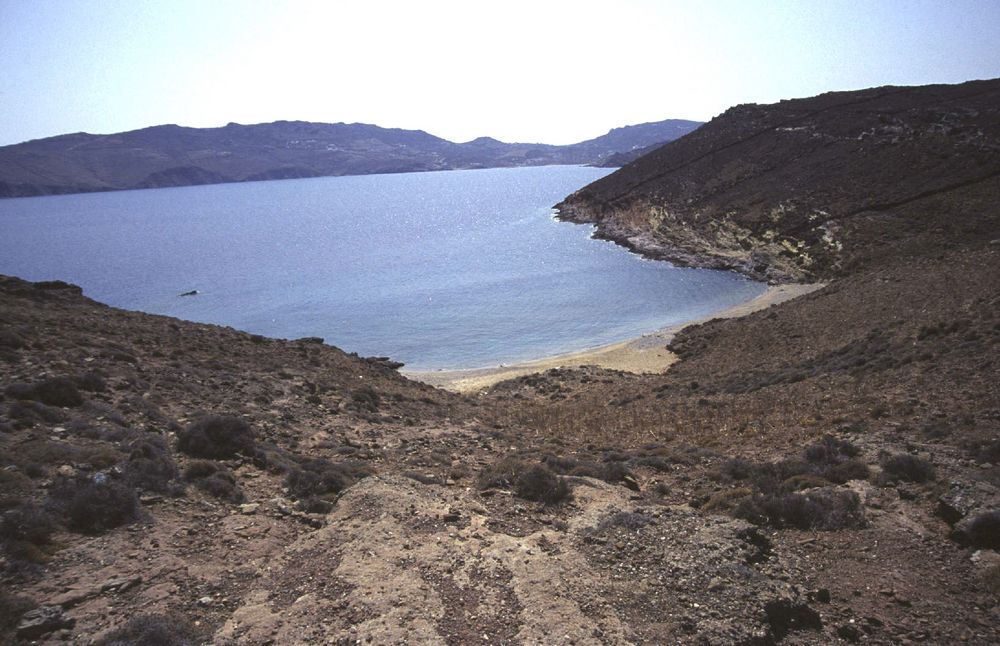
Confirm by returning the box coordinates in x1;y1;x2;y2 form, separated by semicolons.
403;282;823;392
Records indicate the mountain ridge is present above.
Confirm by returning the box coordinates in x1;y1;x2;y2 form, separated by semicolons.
0;118;702;198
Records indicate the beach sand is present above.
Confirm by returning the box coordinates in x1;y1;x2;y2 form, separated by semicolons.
403;283;824;393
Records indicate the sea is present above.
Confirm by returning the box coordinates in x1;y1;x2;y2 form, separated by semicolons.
0;166;765;370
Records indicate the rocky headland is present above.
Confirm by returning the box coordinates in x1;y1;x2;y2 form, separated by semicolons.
2;79;1000;644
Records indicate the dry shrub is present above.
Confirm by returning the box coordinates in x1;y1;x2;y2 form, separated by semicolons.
95;612;203;646
1;502;58;566
879;453;935;483
701;487;754;512
733;488;866;530
285;458;373;500
962;511;1000;550
177;415;254;459
598;511;653;530
182;460;243;502
49;476;139;534
515;464;571;504
123;437;178;493
477;456;531;490
5;377;84;408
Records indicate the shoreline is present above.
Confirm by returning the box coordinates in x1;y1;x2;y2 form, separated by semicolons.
403;282;824;393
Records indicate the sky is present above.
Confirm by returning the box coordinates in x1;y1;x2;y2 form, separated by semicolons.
1;0;999;147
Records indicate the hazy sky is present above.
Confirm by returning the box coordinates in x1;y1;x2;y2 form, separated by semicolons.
1;0;999;146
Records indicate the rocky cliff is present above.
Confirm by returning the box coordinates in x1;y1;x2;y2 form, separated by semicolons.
556;79;1000;283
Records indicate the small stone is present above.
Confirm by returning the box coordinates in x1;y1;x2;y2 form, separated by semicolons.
197;596;213;607
239;503;260;515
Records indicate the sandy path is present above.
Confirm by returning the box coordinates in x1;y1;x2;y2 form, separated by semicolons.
403;283;823;393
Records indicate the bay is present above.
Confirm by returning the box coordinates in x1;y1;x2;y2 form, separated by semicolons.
0;166;765;370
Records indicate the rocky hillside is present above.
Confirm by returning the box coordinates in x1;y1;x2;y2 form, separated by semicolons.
2;79;999;645
557;79;1000;283
0;119;701;198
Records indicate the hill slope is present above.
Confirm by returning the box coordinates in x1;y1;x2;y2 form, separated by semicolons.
557;78;1000;282
2;80;999;644
0;119;702;198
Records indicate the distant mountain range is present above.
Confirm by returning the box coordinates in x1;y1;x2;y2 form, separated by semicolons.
0;118;702;198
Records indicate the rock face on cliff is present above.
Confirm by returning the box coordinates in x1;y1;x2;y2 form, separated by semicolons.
556;79;1000;282
0;118;702;198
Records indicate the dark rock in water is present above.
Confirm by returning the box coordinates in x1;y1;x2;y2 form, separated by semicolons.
178;289;199;297
16;605;75;640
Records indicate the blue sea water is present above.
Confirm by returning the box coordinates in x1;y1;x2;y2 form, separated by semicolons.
0;166;764;370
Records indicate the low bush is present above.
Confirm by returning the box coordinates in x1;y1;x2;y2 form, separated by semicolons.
285;458;373;500
350;386;380;412
95;612;202;646
123;437;178;494
182;459;220;480
804;435;860;463
5;377;84;408
515;464;571;504
0;502;56;545
73;371;107;393
700;487;754;512
733;488;866;530
194;470;244;503
0;590;37;640
297;497;334;514
824;459;871;484
177;415;254;459
781;474;832;492
973;439;1000;465
49;476;140;534
477;456;531;490
962;511;1000;550
1;502;58;567
598;511;653;530
6;400;66;428
182;460;243;502
879;453;935;483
